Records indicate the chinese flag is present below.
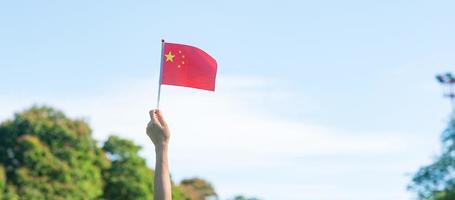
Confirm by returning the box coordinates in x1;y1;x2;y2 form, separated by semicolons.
161;42;218;91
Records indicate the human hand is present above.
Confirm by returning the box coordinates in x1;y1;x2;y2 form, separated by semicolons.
146;109;170;148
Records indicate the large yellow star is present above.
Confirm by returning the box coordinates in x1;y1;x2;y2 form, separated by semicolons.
165;51;175;62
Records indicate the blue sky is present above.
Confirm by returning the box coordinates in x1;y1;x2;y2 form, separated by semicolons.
1;0;455;199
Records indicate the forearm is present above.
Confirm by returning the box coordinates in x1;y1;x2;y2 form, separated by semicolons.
154;145;172;200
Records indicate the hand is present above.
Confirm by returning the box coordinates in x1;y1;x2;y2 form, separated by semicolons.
146;109;170;148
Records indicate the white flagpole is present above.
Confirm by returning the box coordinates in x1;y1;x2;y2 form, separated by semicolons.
157;39;165;108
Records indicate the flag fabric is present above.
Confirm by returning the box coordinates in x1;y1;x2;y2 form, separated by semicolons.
160;42;218;91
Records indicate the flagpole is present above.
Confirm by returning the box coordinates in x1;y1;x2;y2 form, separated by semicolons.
157;39;165;108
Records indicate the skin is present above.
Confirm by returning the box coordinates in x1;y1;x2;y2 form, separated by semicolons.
146;109;172;200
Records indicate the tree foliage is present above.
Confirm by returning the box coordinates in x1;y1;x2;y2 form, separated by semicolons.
102;135;154;200
230;195;261;200
180;178;217;200
0;106;220;200
0;165;4;199
0;106;108;199
409;116;455;199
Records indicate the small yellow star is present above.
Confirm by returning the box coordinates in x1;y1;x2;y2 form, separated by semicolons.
165;51;175;62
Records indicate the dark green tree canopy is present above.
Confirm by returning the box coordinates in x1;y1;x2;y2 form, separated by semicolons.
410;115;455;200
0;106;242;200
0;106;108;199
102;135;154;200
180;177;217;200
230;195;261;200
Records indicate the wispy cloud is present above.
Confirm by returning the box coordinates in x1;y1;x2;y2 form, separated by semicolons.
0;76;436;199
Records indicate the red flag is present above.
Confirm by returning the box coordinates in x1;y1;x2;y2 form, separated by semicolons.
160;42;217;91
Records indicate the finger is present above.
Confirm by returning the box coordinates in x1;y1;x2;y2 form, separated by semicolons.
149;109;160;125
149;110;154;119
155;109;168;127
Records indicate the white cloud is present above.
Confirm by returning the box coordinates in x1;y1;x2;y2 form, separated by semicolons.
0;76;437;200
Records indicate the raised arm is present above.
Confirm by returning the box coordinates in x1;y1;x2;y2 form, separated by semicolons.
146;109;172;200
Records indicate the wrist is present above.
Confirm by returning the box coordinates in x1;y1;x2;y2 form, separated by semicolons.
155;143;169;153
155;144;169;163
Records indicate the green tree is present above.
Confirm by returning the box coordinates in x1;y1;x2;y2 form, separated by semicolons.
102;135;154;200
0;106;239;200
230;195;261;200
0;165;4;199
179;178;217;200
172;185;191;200
0;106;109;199
409;116;455;199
